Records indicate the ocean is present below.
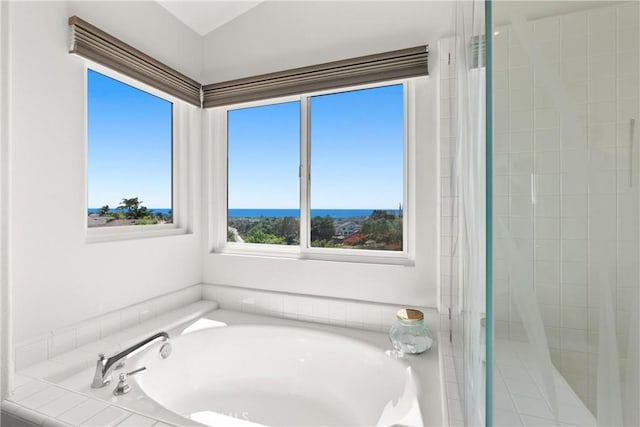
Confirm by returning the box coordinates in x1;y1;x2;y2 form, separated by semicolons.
228;209;400;218
89;208;400;218
88;208;172;215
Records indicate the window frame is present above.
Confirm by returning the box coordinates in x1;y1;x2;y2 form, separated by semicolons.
212;79;415;265
84;62;189;243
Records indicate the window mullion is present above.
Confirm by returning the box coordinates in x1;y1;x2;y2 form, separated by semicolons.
300;96;310;251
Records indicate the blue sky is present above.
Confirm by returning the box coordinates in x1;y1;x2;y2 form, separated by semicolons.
227;101;301;210
87;70;172;210
228;84;404;209
89;72;403;211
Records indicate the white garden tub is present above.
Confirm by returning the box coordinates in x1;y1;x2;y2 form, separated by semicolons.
51;309;441;426
133;324;422;427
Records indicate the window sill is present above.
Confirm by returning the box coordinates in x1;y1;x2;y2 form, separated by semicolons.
86;224;188;243
214;244;414;266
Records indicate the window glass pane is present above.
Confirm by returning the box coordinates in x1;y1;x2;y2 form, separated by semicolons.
87;70;173;227
227;101;301;245
309;84;404;251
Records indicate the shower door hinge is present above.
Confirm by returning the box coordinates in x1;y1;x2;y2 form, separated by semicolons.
448;52;451;65
448;307;451;320
449;329;452;342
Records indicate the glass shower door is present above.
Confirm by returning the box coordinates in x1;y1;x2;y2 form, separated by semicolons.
490;2;640;425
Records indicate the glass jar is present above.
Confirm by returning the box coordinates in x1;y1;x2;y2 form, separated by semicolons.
389;309;433;354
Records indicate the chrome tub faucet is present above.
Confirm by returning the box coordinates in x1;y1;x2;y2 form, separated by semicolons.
91;331;171;388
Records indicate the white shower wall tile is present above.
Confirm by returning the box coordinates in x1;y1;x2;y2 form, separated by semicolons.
512;131;534;153
438;38;474;426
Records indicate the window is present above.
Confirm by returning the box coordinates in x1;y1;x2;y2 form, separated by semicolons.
87;69;173;229
224;83;407;258
227;101;301;245
309;85;404;251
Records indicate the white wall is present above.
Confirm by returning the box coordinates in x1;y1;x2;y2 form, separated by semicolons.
7;1;203;343
201;1;454;308
6;0;456;342
69;1;203;82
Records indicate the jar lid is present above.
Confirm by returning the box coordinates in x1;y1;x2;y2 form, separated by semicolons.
396;308;423;321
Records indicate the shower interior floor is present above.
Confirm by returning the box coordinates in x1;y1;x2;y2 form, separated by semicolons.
493;339;596;426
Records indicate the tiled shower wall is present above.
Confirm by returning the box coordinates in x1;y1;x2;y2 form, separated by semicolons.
439;37;458;338
439;37;464;426
493;2;639;412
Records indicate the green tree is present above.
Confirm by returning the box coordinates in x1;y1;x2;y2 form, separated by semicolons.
276;217;299;245
370;210;396;220
117;197;151;219
245;230;285;244
98;205;110;216
311;216;335;242
360;211;403;250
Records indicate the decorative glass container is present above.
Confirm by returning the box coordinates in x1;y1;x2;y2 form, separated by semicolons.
389;309;433;354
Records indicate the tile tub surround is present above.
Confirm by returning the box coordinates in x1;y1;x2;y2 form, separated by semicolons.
200;283;442;333
12;283;441;380
3;300;220;427
6;307;445;427
13;284;204;372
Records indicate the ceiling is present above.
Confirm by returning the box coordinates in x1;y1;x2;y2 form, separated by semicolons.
156;1;625;38
156;1;264;36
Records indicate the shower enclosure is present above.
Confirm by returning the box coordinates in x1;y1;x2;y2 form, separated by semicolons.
490;1;639;425
448;1;639;426
487;1;640;426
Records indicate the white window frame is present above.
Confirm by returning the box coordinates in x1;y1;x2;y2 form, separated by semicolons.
84;62;191;243
210;79;416;265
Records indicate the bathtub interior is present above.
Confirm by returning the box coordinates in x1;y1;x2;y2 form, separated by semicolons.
135;325;420;427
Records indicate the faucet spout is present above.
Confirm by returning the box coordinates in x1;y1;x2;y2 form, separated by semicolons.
91;331;169;388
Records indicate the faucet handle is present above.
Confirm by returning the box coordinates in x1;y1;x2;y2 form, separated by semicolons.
125;366;147;376
113;366;146;396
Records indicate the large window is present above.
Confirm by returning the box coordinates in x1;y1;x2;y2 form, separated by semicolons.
225;83;406;255
87;69;173;228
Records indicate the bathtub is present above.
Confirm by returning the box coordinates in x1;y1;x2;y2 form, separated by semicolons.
135;325;421;426
52;309;443;426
